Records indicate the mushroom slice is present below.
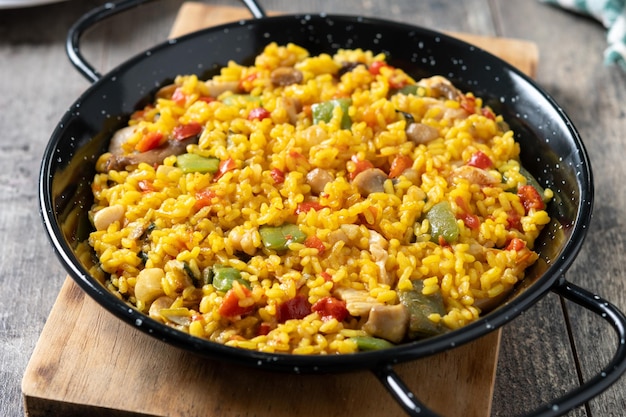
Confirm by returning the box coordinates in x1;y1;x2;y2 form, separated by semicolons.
270;67;303;86
353;168;388;196
306;168;333;195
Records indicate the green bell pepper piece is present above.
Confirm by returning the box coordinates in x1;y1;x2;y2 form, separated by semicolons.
212;265;250;292
176;153;220;174
426;201;459;244
259;224;307;251
312;98;352;129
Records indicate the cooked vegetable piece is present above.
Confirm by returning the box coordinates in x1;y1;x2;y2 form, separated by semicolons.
398;280;446;339
312;98;352;129
426;201;459;244
276;295;311;323
221;94;262;106
176;153;220;174
351;335;395;351
212;265;250;292
259;224;307;251
159;307;192;326
518;166;548;203
397;84;419;95
219;284;255;318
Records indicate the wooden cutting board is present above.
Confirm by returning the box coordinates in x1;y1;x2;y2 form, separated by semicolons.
22;3;539;417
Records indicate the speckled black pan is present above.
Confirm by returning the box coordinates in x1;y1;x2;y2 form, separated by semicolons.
39;0;626;415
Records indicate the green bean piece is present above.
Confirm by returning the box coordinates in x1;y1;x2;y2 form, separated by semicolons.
176;153;220;174
212;265;249;292
312;98;352;129
259;224;307;251
398;280;446;340
351;336;395;351
426;201;459;244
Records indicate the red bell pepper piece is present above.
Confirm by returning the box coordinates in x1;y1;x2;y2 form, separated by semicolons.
311;296;348;322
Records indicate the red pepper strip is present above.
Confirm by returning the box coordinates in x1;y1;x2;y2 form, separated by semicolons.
389;155;413;178
295;201;325;214
218;286;255;318
460;95;476;114
213;157;237;181
368;61;389;75
171;88;186;106
311;297;348;322
518;185;545;212
455;196;480;230
135;131;163;152
270;168;285;184
276;295;311;323
172;122;203;141
481;107;496;120
194;189;217;209
467;151;493;169
304;236;326;255
349;155;374;180
506;237;526;251
248;107;271;121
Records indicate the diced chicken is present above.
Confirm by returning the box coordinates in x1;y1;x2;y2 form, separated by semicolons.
353;168;388;196
306;168;334;195
108;126;136;155
369;230;392;286
405;122;439;144
449;165;500;186
204;80;240;97
418;75;462;100
334;287;381;317
363;304;409;343
275;96;302;125
270;67;303;86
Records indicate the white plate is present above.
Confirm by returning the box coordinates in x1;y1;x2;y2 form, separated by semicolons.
0;0;68;8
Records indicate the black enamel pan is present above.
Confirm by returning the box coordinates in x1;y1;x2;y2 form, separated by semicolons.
39;0;626;415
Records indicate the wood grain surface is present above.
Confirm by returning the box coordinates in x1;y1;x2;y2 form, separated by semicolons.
3;1;626;417
22;278;500;417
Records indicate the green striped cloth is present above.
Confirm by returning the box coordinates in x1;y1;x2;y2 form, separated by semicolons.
543;0;626;70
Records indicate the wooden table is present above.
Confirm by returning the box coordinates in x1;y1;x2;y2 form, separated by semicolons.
1;1;625;416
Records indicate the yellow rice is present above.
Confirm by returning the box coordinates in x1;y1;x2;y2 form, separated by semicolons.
85;43;551;354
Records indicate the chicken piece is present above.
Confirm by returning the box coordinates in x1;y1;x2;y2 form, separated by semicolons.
334;287;381;317
418;75;462;100
363;304;409;343
108;126;136;154
369;230;392;286
353;168;388;196
306;168;333;195
278;96;302;125
204;80;240;97
449;165;500;186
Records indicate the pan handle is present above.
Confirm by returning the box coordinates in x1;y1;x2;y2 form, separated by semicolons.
373;277;626;417
66;0;268;83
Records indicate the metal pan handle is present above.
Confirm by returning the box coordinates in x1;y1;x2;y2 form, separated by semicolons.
66;0;267;83
374;277;626;416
